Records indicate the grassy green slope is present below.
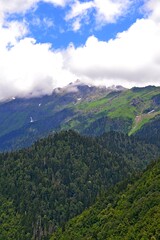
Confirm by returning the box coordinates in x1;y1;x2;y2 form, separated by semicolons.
51;159;160;240
64;86;160;135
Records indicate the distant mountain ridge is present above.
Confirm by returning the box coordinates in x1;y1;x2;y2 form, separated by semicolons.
0;82;160;151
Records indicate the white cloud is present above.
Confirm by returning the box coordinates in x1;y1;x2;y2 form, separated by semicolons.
66;1;94;20
143;0;160;22
0;0;37;21
94;0;132;26
43;0;69;7
65;0;133;31
0;23;76;100
0;0;134;31
31;17;54;28
72;18;81;32
43;17;54;28
0;0;68;22
0;0;160;101
0;21;28;50
64;16;160;87
65;0;94;31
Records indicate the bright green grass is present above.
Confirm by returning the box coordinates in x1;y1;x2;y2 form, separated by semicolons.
76;97;110;112
77;87;160;117
129;111;160;135
74;87;160;134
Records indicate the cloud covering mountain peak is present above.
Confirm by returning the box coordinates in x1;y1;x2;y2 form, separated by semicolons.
0;0;160;100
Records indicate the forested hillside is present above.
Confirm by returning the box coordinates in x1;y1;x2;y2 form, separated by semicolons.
0;85;160;152
135;115;160;147
0;130;159;239
51;158;160;240
0;196;27;240
64;86;160;136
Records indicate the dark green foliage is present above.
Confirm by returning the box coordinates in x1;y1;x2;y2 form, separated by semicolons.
51;159;160;240
0;197;30;240
98;131;159;169
82;117;132;135
135;115;160;147
0;130;159;239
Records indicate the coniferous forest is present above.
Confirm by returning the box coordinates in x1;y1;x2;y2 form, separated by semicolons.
0;130;160;239
52;158;160;240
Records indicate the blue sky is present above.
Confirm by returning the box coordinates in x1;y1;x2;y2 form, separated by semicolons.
0;0;160;100
6;0;144;48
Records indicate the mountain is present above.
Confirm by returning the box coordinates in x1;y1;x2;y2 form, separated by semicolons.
0;82;124;151
0;83;160;151
134;115;160;147
51;157;160;240
0;130;159;239
70;85;160;136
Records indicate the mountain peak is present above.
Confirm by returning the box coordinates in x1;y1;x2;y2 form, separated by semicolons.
53;80;126;95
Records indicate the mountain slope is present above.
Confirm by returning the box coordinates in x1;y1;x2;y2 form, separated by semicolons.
65;85;160;136
0;197;28;240
0;84;160;151
0;82;109;151
51;158;160;240
0;130;159;239
134;114;160;147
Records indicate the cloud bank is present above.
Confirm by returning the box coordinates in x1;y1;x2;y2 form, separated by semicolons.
0;0;160;100
65;18;160;87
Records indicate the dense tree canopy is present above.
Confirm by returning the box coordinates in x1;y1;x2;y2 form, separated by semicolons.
0;130;159;239
51;159;160;240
